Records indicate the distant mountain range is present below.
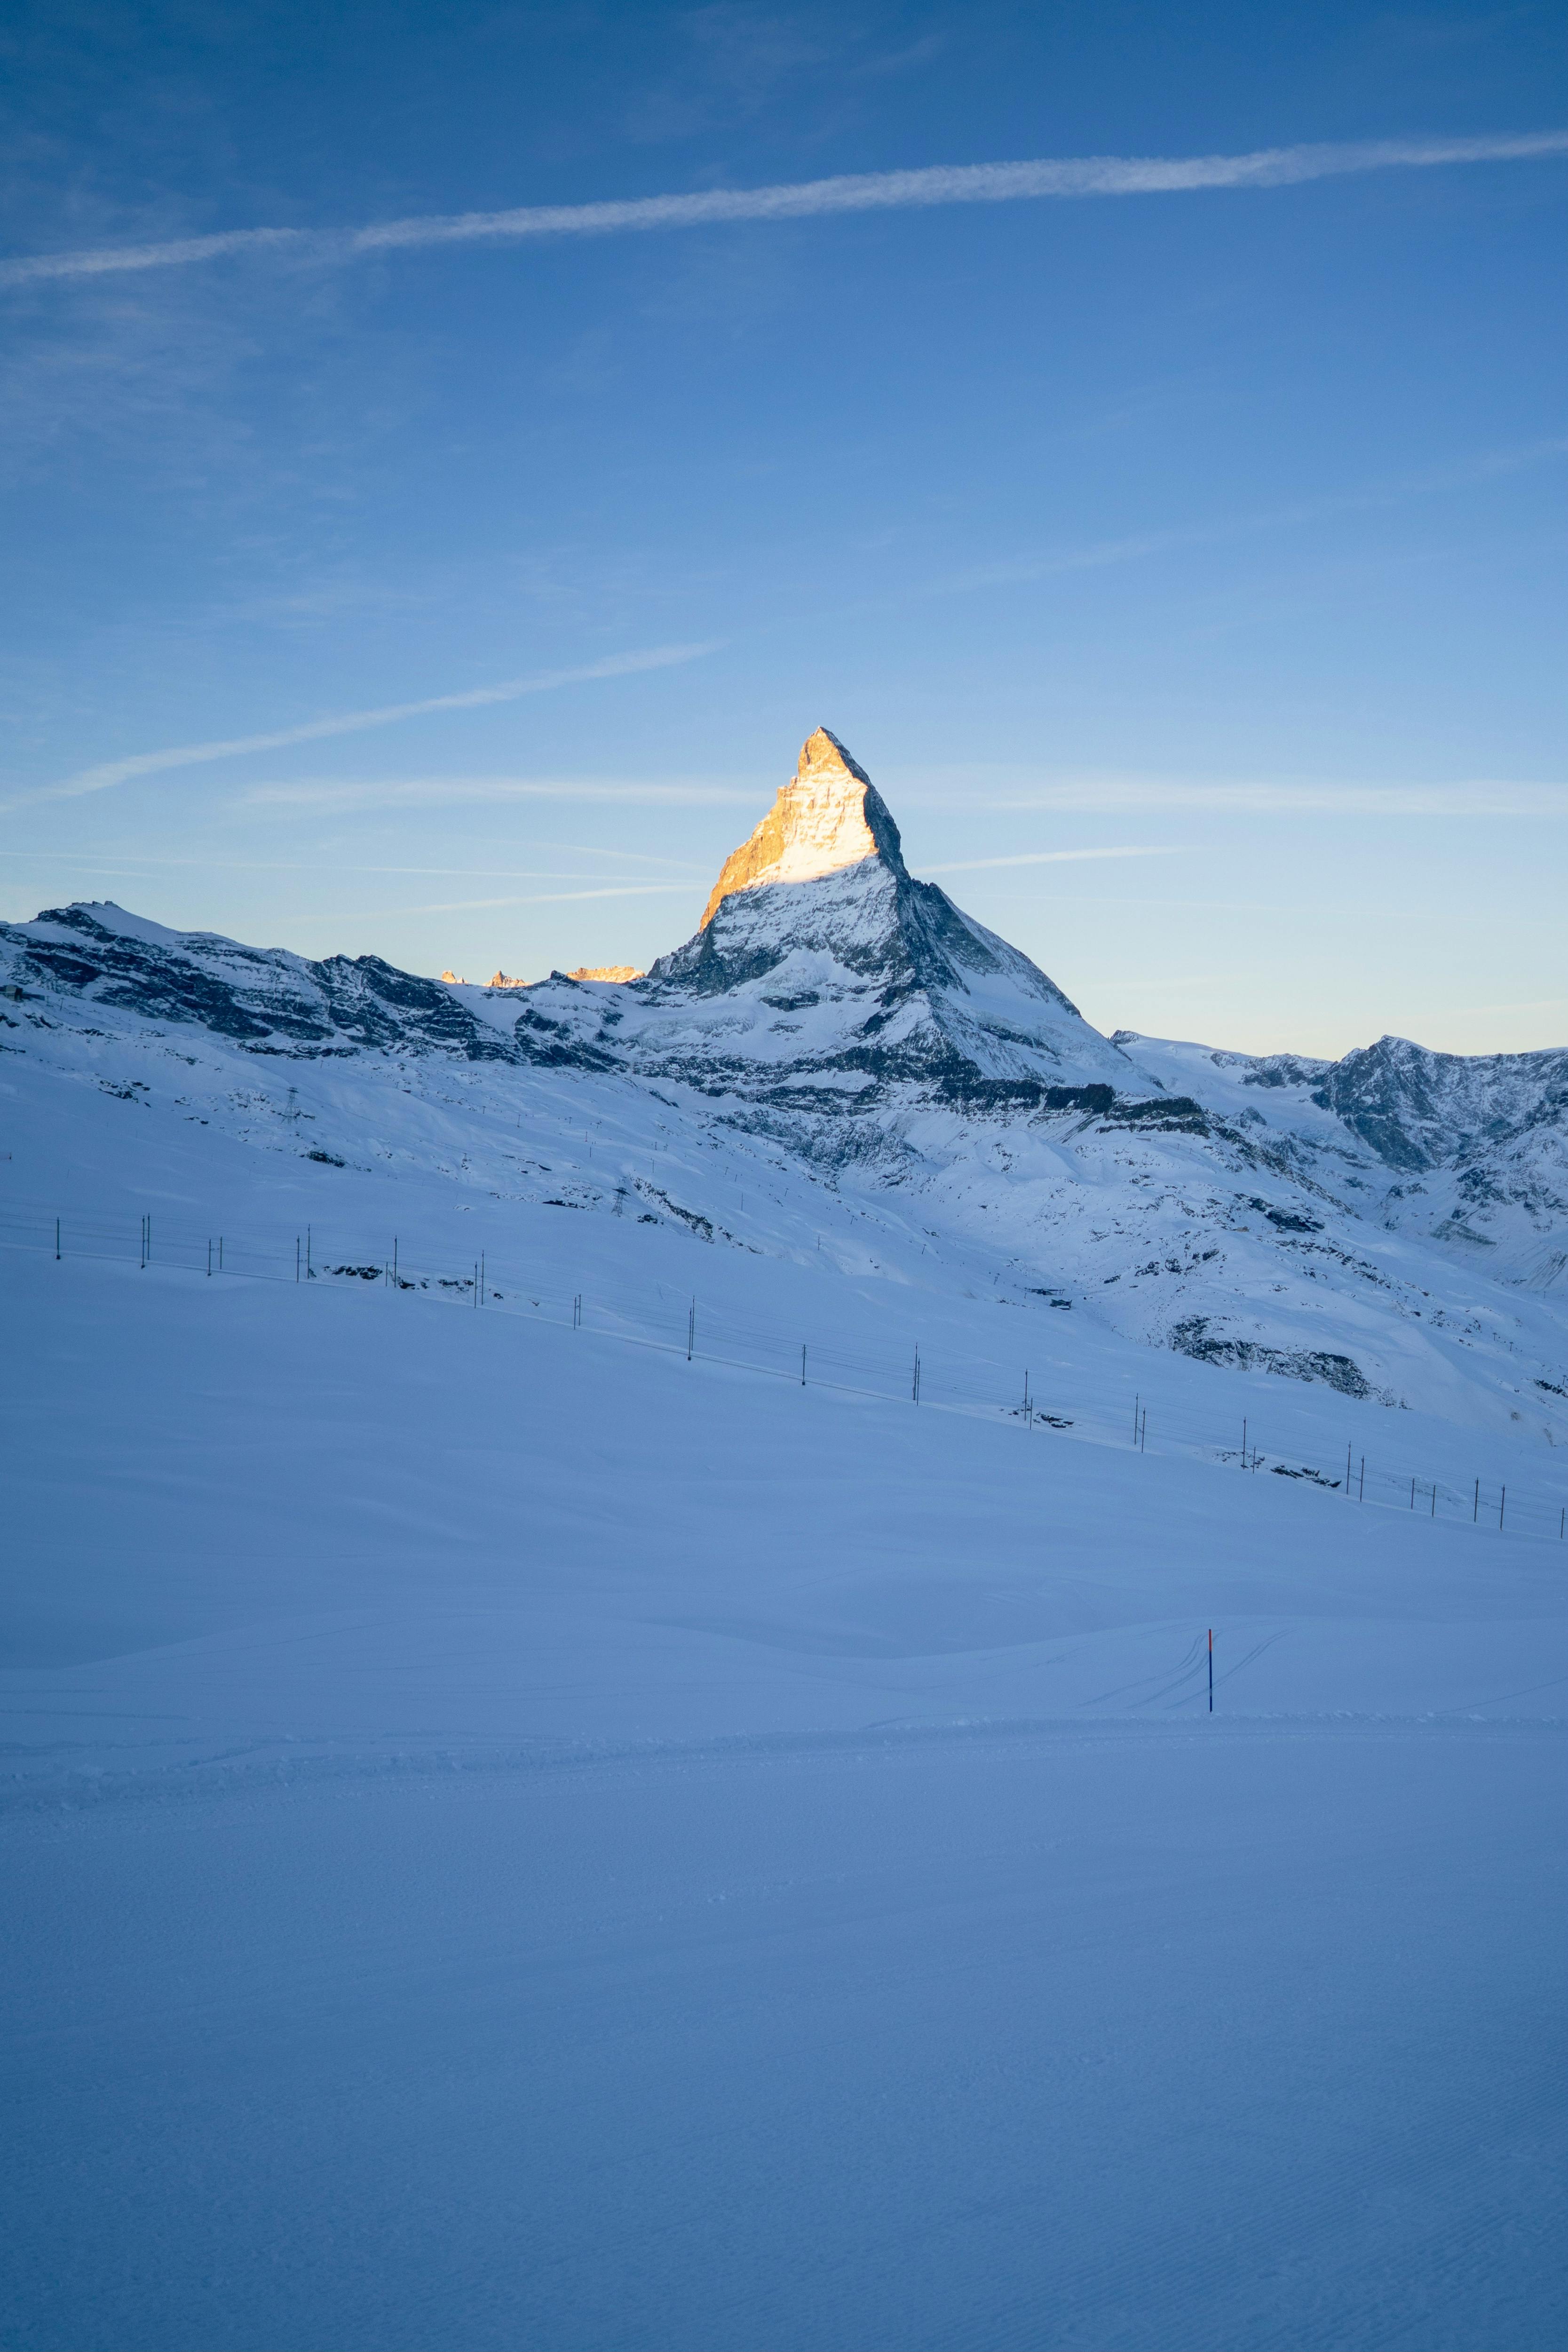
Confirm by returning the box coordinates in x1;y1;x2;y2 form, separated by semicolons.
4;727;1564;1430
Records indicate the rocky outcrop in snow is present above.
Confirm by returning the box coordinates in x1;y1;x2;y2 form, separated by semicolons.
8;903;524;1064
1122;1028;1568;1287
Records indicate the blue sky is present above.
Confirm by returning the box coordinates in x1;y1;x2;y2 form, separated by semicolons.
2;0;1564;1057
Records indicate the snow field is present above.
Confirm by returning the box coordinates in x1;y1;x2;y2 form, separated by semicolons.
3;1250;1565;1786
3;993;1567;2348
3;1715;1563;2351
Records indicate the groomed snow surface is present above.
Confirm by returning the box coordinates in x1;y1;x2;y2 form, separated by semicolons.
2;1225;1564;2349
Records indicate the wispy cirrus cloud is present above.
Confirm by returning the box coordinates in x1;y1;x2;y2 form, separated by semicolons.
0;843;708;875
357;883;696;918
3;133;1563;290
2;644;720;813
922;846;1181;874
241;776;757;813
906;776;1568;819
920;436;1568;602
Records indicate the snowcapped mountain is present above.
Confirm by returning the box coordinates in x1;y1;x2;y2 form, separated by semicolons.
1122;1029;1568;1288
2;727;1564;1437
494;726;1149;1108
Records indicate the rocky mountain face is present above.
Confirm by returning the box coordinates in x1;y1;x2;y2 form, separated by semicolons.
510;726;1156;1119
2;728;1564;1425
8;902;518;1062
1122;1029;1568;1290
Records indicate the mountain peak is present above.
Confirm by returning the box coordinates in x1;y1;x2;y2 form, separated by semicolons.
796;725;871;788
700;727;905;928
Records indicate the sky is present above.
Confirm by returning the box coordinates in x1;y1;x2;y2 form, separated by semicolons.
1;0;1564;1059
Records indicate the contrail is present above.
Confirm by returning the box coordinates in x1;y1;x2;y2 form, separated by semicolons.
3;642;719;812
3;133;1564;290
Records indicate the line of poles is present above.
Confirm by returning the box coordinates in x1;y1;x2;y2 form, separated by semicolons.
30;1210;1564;1539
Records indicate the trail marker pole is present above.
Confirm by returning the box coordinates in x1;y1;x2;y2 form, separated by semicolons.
1499;1486;1506;1530
1473;1477;1479;1523
800;1345;806;1386
1346;1441;1352;1494
219;1236;224;1272
206;1239;212;1276
295;1237;300;1283
55;1218;61;1261
912;1345;921;1404
1208;1628;1213;1714
1430;1481;1436;1518
1410;1477;1416;1510
687;1299;694;1362
1359;1456;1365;1501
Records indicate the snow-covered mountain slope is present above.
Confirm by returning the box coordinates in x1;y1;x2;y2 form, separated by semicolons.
4;736;1566;2352
1122;1028;1568;1287
513;726;1146;1101
2;729;1565;1442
